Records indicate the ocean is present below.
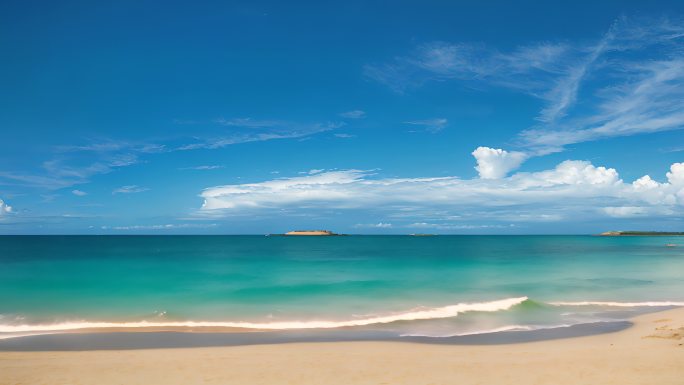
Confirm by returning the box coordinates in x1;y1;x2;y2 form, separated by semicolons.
1;235;683;341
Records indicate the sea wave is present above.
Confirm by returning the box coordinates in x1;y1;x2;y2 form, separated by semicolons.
399;323;574;338
0;296;528;334
549;300;684;307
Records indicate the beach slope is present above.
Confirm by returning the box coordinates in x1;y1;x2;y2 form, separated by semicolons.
1;308;683;385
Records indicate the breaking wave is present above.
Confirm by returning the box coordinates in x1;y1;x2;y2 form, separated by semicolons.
0;296;528;334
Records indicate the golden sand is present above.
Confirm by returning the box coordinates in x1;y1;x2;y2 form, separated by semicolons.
1;308;683;385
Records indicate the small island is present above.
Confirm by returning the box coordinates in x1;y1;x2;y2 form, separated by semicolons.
283;230;340;236
599;231;684;236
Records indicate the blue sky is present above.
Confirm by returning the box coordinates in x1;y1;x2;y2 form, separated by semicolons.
2;0;684;234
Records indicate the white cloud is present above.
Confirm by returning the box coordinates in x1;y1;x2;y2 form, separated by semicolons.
339;110;366;119
632;175;661;190
112;185;149;195
472;147;528;179
0;155;141;190
215;117;281;128
334;133;356;138
198;161;684;224
517;160;620;186
404;118;448;133
0;117;342;191
407;222;511;230
602;206;649;218
0;141;156;190
179;121;342;150
202;170;368;210
535;30;612;124
367;17;684;154
365;40;572;94
0;199;12;215
72;190;87;196
102;223;218;230
666;162;684;186
356;222;393;228
57;140;165;154
520;59;684;154
179;165;224;171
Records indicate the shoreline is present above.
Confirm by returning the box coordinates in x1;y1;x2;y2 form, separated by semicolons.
1;302;682;351
0;307;682;384
0;321;632;351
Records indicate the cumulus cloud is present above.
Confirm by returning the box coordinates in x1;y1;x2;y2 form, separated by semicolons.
667;162;684;185
198;161;684;224
472;147;528;179
0;199;12;215
516;160;620;186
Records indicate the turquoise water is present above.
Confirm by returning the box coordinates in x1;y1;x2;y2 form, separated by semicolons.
1;235;683;338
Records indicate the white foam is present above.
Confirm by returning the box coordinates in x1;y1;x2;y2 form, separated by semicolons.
0;296;528;335
399;323;575;338
549;300;684;307
400;325;534;337
0;332;59;340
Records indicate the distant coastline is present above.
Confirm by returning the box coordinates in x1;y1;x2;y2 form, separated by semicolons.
599;231;684;236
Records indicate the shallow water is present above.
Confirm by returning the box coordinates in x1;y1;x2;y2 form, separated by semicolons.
1;235;683;339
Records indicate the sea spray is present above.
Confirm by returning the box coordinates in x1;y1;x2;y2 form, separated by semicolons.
0;296;528;334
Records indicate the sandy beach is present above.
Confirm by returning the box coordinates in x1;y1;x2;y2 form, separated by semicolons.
1;307;682;385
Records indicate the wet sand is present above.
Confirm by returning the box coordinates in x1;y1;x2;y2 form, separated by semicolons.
1;308;683;385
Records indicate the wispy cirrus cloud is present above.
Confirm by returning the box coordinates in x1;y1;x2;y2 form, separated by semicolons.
0;156;138;190
0;116;342;191
101;223;218;231
179;165;224;171
366;16;684;159
56;140;166;154
404;118;448;133
112;185;149;195
334;133;356;138
520;58;684;153
406;222;512;230
0;140;159;190
177;120;343;150
355;222;393;228
214;117;282;128
364;40;573;94
339;110;366;119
